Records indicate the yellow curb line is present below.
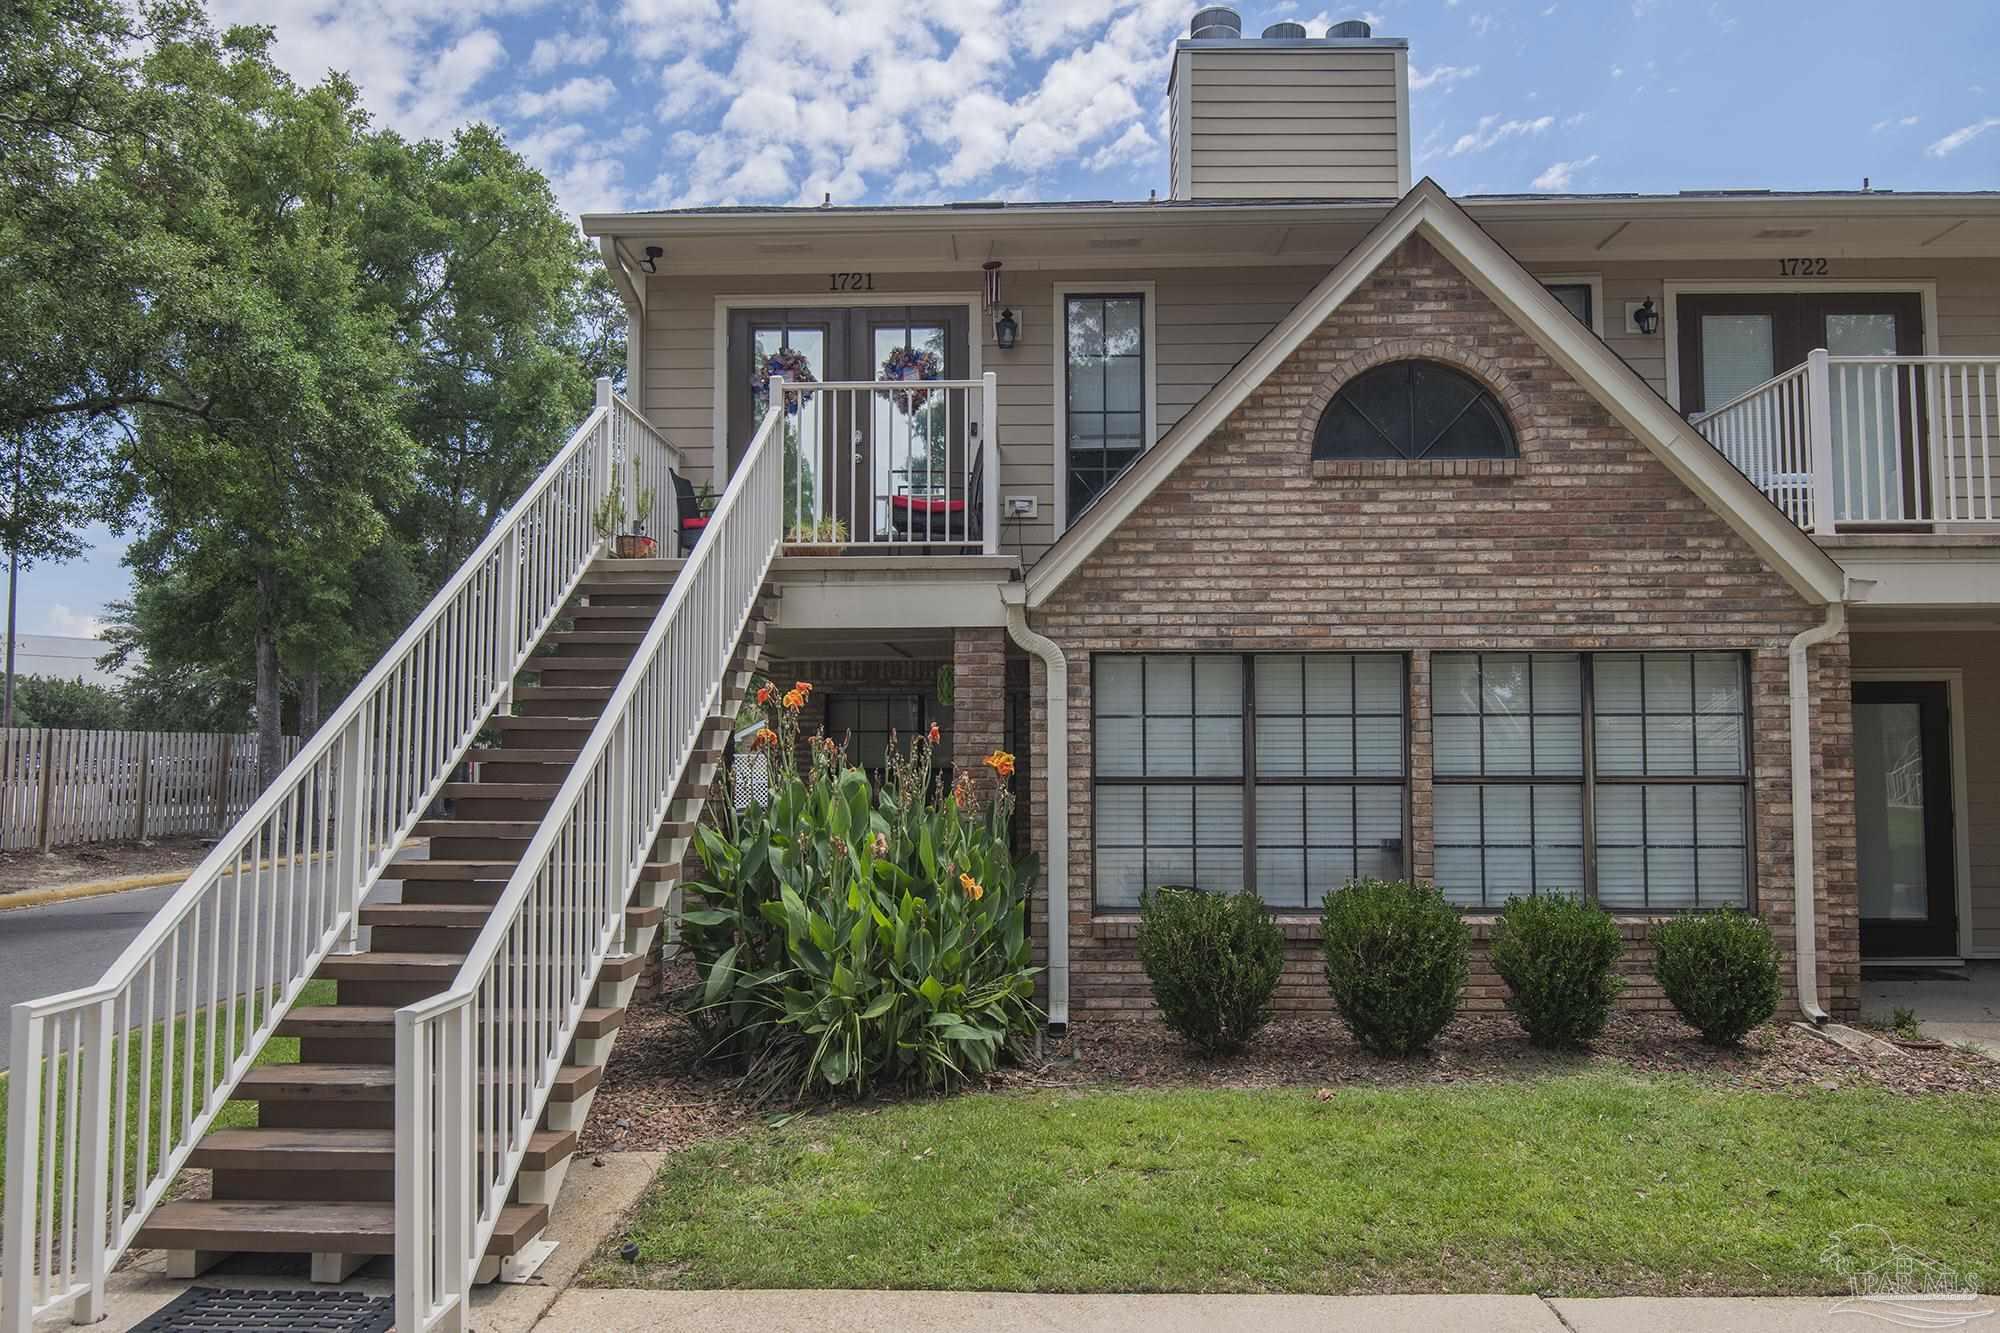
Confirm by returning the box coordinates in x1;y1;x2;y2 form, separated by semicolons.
0;840;428;913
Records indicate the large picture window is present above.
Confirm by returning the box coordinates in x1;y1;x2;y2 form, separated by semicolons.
1063;293;1147;522
1093;654;1407;911
1433;652;1751;910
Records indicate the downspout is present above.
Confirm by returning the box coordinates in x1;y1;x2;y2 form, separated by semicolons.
1787;597;1848;1025
1001;585;1069;1031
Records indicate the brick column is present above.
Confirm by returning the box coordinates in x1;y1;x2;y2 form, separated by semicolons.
952;628;1008;798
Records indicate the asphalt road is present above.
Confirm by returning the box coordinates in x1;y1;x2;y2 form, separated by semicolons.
0;855;418;1071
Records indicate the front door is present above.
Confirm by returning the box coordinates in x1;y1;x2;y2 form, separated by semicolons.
1854;680;1959;958
1676;292;1924;414
727;305;969;542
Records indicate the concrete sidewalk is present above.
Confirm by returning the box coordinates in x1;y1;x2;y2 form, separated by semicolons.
535;1290;1972;1331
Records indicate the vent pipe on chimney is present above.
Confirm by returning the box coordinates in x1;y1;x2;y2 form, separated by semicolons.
1189;6;1240;38
1262;21;1307;38
1326;18;1373;37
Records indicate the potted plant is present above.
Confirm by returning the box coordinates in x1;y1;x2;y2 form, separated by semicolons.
593;469;660;559
783;517;847;556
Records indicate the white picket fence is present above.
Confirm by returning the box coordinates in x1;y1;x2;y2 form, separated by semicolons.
0;728;298;852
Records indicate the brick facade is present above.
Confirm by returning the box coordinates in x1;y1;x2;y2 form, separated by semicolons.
1028;235;1859;1021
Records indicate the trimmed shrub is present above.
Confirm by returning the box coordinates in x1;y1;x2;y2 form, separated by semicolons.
1320;878;1469;1056
1489;895;1624;1049
1137;886;1285;1054
1652;910;1782;1045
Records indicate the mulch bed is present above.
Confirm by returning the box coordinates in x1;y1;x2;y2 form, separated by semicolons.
585;967;2000;1154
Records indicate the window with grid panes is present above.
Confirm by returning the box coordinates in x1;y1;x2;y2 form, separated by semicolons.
1432;651;1750;910
1092;654;1407;911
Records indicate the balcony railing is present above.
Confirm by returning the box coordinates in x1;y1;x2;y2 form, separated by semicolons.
1692;350;2000;533
773;375;999;555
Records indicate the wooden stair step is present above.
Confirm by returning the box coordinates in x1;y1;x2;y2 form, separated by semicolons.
412;820;539;839
467;747;580;767
439;781;564;800
574;1006;626;1040
316;951;463;982
379;859;519;882
236;1064;397;1101
510;685;615;702
133;1199;547;1257
519;656;636;673
488;716;597;732
541;630;645;648
359;903;489;929
565;604;657;621
276;1006;396;1038
189;1127;576;1174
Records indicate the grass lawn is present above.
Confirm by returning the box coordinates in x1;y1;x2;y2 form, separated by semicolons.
0;978;335;1207
601;1075;1999;1296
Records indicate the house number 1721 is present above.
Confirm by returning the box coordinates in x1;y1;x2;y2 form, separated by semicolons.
829;272;875;291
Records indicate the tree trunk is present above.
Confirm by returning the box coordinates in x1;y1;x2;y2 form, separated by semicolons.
255;569;283;788
301;668;322;738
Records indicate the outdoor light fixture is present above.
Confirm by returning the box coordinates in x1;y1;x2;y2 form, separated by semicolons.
639;245;663;275
1630;297;1659;336
982;259;1017;349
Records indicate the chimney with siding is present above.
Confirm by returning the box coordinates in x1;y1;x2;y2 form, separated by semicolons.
1168;10;1411;201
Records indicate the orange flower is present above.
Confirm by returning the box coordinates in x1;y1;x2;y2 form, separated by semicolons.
781;688;805;711
756;684;773;705
927;721;941;744
792;680;813;699
951;772;976;807
750;727;779;752
982;750;1015;780
959;872;984;902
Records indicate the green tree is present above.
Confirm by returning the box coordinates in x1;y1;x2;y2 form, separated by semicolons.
10;674;127;730
0;0;210;724
118;25;415;784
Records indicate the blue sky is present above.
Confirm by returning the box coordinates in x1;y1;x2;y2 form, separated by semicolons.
14;0;1997;644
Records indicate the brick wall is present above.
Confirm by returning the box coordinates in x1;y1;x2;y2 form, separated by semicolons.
1029;235;1858;1021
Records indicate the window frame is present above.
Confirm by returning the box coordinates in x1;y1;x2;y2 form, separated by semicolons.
1091;652;1411;913
1311;359;1520;464
1053;283;1157;535
822;690;947;775
1432;651;1756;912
1538;274;1605;338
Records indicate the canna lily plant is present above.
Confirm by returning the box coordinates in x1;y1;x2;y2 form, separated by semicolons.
681;680;1040;1102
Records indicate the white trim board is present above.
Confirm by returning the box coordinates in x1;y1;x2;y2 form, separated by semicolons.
707;291;984;475
1022;179;1848;610
1852;668;1976;961
1049;282;1160;538
1659;279;1940;412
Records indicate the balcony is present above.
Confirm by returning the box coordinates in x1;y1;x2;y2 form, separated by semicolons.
1691;351;2000;535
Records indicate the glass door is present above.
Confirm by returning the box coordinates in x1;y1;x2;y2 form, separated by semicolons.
1854;680;1958;958
727;308;848;540
851;307;969;544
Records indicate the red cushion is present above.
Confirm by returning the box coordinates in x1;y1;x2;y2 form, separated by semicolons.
681;515;709;529
889;496;966;514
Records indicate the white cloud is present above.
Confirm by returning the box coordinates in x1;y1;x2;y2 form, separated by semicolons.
619;0;726;58
1410;63;1480;91
1870;114;1920;132
1469;12;1497;35
1531;153;1598;190
1925;116;2000;157
1085;122;1157;171
39;605;108;639
527;30;609;75
516;75;617;119
1609;64;1624;78
1447;113;1555;157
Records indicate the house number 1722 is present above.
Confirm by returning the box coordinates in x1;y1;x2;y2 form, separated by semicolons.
1777;257;1830;276
829;272;875;291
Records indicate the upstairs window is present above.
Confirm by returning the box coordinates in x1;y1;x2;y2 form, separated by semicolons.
1312;360;1516;463
1064;293;1148;522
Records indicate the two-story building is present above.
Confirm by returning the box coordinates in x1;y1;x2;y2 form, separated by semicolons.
582;12;2000;1029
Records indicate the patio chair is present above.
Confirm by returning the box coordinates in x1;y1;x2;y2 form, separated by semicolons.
672;470;716;556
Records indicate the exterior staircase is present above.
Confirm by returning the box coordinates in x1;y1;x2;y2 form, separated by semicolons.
128;559;771;1279
7;383;788;1333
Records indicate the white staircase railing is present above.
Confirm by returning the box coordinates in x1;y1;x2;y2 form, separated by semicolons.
1693;351;2000;532
393;396;785;1333
3;380;678;1331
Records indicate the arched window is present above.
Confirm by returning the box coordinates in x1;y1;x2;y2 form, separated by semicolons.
1312;360;1517;462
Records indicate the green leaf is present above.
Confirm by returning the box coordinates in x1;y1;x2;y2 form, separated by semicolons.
860;992;897;1019
681;908;732;927
704;943;740;1004
919;975;945;1006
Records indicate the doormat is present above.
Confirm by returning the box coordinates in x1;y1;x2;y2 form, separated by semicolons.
131;1289;393;1333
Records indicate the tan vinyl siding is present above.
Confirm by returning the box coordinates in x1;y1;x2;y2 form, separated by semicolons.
1180;47;1402;200
1849;630;2000;956
637;256;1998;570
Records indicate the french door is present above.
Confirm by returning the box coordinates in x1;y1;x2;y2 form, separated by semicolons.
726;305;969;542
1853;680;1959;959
